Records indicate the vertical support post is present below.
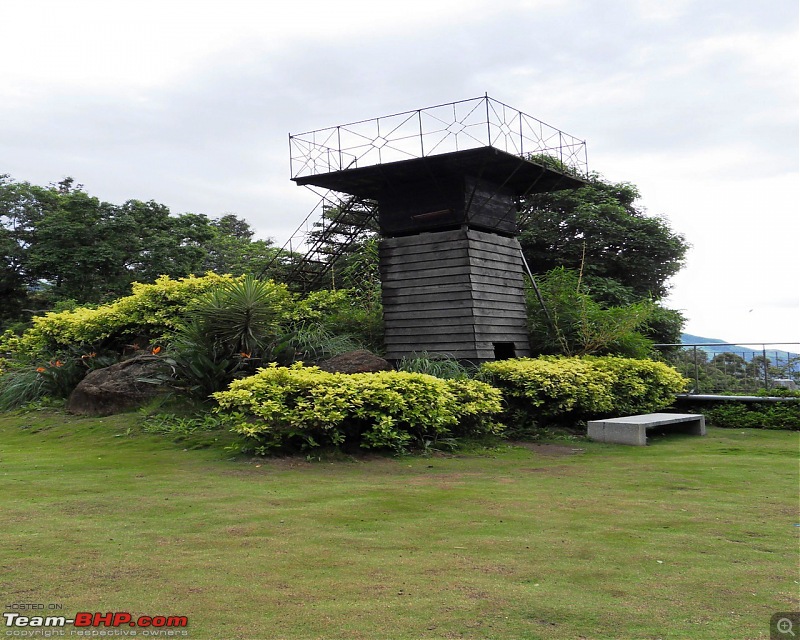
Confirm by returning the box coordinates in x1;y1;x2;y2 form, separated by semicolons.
337;126;342;171
418;109;424;156
583;141;589;177
520;249;558;340
376;117;382;165
693;346;700;393
485;94;491;146
763;346;769;390
288;134;293;179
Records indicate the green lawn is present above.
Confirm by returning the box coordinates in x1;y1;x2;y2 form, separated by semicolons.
1;410;797;640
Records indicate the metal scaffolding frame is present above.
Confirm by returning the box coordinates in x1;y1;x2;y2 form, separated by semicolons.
289;95;588;181
259;188;378;291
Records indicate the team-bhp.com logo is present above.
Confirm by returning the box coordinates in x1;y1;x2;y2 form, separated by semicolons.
4;611;188;631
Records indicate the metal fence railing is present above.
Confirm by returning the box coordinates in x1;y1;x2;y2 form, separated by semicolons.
289;95;588;181
653;342;800;394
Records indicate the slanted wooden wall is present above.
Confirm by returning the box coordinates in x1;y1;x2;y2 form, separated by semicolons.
379;228;531;362
378;175;517;236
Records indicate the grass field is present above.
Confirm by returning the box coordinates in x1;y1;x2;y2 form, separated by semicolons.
1;410;797;639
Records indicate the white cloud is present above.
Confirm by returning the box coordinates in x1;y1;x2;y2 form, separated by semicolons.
628;0;693;23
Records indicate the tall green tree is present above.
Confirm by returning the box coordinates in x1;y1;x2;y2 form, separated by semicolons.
518;176;688;305
114;199;214;285
0;176;280;328
200;214;280;277
26;186;123;301
0;176;112;307
518;175;688;347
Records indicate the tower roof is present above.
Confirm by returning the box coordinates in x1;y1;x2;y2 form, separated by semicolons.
289;95;588;196
293;145;585;198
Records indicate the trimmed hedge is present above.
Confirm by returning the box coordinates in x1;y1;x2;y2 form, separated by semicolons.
213;364;503;453
1;274;285;358
0;276;373;360
678;400;800;431
479;356;687;429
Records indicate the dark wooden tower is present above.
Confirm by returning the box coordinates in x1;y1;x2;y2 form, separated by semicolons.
289;97;588;362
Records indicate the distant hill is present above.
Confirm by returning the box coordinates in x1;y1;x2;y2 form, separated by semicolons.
681;333;743;355
680;333;799;371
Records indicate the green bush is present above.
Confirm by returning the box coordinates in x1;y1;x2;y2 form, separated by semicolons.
0;273;290;359
286;288;383;354
0;350;117;409
212;364;503;454
0;276;381;368
158;276;288;399
0;274;387;404
395;352;474;379
526;268;656;358
685;401;800;430
479;356;687;431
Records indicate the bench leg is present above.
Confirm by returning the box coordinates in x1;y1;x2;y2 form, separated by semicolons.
687;416;706;436
587;421;647;446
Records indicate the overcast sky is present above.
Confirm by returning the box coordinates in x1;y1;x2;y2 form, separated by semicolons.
2;0;798;345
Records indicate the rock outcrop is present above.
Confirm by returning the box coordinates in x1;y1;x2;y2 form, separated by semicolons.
68;356;165;416
317;350;393;374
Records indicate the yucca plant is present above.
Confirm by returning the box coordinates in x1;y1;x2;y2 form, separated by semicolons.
163;276;284;399
190;275;281;357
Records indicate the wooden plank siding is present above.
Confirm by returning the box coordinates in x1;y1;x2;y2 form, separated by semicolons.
379;228;530;362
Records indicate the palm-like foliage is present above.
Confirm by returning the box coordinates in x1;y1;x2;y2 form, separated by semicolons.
167;276;284;398
190;275;280;357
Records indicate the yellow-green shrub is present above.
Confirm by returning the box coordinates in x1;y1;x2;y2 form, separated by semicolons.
286;288;384;353
480;356;687;427
590;356;689;415
2;274;292;358
213;364;503;453
285;289;353;325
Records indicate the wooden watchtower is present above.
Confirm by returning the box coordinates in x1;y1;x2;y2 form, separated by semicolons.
290;97;587;362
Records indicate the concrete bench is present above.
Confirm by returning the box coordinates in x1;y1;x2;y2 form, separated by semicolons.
587;413;706;446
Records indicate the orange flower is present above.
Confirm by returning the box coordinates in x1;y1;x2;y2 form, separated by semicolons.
240;352;251;358
36;367;46;373
54;360;63;367
81;352;97;359
151;346;162;355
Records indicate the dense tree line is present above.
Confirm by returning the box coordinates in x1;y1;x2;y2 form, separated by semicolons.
1;171;690;350
0;175;279;328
